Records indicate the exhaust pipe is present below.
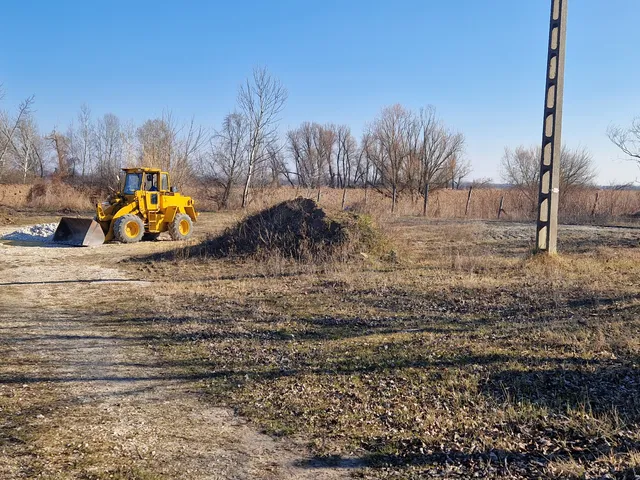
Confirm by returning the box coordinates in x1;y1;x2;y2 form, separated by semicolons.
53;218;105;247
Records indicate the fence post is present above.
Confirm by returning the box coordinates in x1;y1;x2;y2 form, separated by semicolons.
591;191;600;218
465;186;474;216
498;195;505;219
422;183;429;217
341;187;347;210
316;187;321;203
391;185;397;213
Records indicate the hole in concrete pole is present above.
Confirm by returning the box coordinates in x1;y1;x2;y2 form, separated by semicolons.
549;56;557;80
547;85;556;109
539;201;549;222
551;27;559;50
545;114;555;138
543;143;553;166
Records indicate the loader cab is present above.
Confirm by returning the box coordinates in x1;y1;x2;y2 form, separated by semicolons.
122;172;142;195
120;169;172;198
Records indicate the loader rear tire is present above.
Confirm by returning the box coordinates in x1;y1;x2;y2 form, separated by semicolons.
114;215;145;244
169;213;193;241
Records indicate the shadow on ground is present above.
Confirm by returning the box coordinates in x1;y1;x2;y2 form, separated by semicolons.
3;268;640;478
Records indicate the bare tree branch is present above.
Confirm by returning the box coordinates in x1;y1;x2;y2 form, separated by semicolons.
0;96;35;181
238;66;287;208
608;118;640;162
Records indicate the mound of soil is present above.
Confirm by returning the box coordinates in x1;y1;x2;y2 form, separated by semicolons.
192;198;386;261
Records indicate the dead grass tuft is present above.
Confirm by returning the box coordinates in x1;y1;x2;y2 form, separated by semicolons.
0;205;17;226
26;180;93;212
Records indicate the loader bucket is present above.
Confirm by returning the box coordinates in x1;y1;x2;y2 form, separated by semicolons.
53;218;105;247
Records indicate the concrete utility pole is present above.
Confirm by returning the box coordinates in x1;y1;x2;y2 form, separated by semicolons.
536;0;568;254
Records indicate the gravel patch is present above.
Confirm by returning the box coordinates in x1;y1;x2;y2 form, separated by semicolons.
0;223;58;242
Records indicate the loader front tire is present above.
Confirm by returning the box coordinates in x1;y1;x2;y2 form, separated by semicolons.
114;215;145;244
169;213;193;241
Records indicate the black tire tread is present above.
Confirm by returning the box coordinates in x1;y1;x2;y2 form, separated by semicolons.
169;213;193;241
114;214;145;244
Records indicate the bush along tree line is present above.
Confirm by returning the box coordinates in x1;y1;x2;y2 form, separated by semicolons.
2;67;634;214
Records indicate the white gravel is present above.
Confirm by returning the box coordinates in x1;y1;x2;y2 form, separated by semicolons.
0;223;58;242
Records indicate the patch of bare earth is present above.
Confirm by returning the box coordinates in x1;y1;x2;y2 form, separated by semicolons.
0;234;349;479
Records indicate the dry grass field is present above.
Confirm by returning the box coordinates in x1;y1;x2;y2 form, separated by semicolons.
1;210;640;479
192;185;640;225
2;182;639;225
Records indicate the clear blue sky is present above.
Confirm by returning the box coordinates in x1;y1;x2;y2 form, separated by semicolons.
1;0;639;184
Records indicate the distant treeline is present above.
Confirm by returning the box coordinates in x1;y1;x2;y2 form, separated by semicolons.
2;67;637;213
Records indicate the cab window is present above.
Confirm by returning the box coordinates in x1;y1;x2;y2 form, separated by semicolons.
146;173;158;191
161;173;169;191
122;173;141;195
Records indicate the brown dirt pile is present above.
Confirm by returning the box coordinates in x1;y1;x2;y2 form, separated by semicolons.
190;198;387;261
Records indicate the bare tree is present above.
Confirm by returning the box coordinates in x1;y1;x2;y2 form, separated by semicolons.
287;122;338;188
12;115;46;183
175;117;207;186
443;156;472;189
560;146;598;193
288;123;317;187
416;107;466;200
336;125;358;187
262;142;287;187
237;66;287;208
501;145;597;210
367;104;414;212
316;124;336;187
354;133;373;187
500;146;539;203
209;112;248;208
120;120;138;170
334;126;358;208
95;113;123;187
136;113;205;186
74;104;95;177
363;105;465;213
287;123;313;187
48;128;71;177
137;115;174;170
0;96;35;182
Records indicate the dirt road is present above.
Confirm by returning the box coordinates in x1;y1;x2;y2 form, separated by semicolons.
0;232;348;479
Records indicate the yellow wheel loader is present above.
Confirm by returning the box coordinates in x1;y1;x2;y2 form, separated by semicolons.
53;168;198;246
